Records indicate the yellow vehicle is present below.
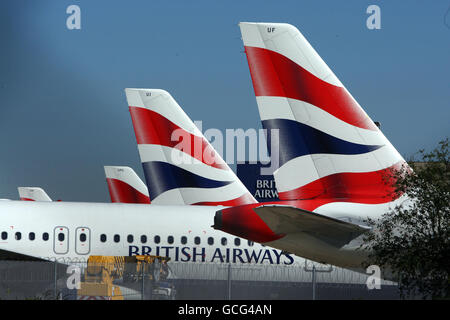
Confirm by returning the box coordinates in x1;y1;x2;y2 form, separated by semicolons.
122;255;170;283
77;255;172;300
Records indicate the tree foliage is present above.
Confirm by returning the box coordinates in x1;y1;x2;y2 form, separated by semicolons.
362;138;450;299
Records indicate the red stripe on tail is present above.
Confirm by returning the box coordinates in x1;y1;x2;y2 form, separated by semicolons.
106;178;151;204
129;106;227;170
278;162;404;201
244;46;378;131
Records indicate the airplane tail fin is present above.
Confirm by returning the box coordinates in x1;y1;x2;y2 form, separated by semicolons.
104;166;151;204
125;88;257;206
18;187;52;202
239;22;406;202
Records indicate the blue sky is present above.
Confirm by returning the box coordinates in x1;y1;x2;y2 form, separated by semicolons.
0;0;449;201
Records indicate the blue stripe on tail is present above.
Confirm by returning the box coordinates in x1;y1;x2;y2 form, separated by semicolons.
142;161;233;200
262;119;383;167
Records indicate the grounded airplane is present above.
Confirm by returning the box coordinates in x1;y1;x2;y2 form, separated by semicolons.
0;201;297;267
0;88;302;272
0;23;408;279
213;22;410;274
104;166;151;204
18;187;52;202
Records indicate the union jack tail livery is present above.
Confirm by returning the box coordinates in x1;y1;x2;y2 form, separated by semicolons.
125;88;257;206
212;23;410;270
104;166;151;204
239;22;406;203
18;187;52;202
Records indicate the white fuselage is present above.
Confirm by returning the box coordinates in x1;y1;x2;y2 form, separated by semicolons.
0;199;410;279
0;201;300;280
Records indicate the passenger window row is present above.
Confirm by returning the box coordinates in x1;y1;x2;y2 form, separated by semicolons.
0;231;256;248
1;231;46;241
98;234;255;247
0;231;85;242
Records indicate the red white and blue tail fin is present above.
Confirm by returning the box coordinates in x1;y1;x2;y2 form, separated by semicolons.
239;22;406;202
125;88;257;206
104;166;151;204
18;187;52;202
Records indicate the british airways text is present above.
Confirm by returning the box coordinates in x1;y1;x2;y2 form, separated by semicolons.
128;246;294;265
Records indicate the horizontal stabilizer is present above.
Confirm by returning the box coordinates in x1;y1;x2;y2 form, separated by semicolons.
253;205;370;247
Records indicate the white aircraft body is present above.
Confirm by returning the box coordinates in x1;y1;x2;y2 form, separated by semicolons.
0;22;412;281
0;88;274;279
0;201;298;271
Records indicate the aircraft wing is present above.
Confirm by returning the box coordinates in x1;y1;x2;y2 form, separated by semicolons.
252;205;371;247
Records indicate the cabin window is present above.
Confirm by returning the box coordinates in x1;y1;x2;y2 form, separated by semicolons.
15;232;21;240
100;234;107;243
29;232;35;241
234;238;241;246
181;236;187;245
58;233;65;242
194;236;201;245
43;233;49;241
208;237;214;245
248;240;254;247
127;235;134;243
154;235;160;244
168;236;174;244
1;232;7;240
221;237;227;246
114;234;120;243
140;235;147;244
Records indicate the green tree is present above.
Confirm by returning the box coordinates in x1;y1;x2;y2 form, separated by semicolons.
362;138;450;299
